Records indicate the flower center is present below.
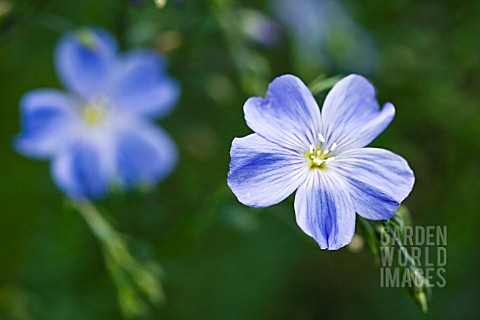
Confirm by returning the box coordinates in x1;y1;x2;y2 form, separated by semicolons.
306;133;337;170
82;102;106;126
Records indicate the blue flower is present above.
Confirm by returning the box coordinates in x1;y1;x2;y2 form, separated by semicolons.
227;75;414;250
239;9;280;48
271;0;378;74
16;27;180;199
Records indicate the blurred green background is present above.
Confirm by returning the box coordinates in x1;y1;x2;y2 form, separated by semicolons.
0;0;479;319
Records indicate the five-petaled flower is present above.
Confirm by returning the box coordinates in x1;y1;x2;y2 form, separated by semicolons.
16;27;180;199
227;74;414;250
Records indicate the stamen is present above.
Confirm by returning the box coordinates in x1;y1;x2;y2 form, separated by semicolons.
306;137;338;170
325;157;335;163
82;104;105;125
82;97;109;126
318;133;326;143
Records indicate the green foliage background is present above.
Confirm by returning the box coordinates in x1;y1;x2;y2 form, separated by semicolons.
0;0;479;319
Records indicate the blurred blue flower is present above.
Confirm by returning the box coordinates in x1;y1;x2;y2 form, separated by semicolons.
271;0;378;74
227;75;414;250
239;8;280;48
16;27;180;199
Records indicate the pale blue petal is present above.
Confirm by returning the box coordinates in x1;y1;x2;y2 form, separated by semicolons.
294;171;355;250
227;134;308;208
244;75;321;151
55;27;117;99
107;50;180;119
321;75;395;152
331;148;415;220
115;121;177;187
51;142;110;199
15;89;78;159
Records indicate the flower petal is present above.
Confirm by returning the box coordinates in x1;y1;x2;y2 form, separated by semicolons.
107;50;180;119
332;148;415;220
321;74;395;152
115;120;177;187
227;133;308;208
294;170;355;250
51;142;110;199
55;27;117;99
244;75;321;151
15;89;78;159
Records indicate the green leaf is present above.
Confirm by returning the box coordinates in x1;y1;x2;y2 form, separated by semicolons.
308;74;343;95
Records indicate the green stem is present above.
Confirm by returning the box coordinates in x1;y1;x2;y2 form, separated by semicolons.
72;200;165;319
74;201;116;244
382;219;430;313
383;220;416;270
356;215;379;263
